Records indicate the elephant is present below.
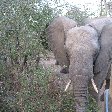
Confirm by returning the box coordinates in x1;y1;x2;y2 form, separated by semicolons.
93;24;112;101
47;17;112;112
46;16;77;73
64;18;112;111
65;25;100;112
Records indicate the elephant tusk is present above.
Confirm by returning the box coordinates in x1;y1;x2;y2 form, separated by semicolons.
64;78;98;93
64;79;71;92
91;78;98;93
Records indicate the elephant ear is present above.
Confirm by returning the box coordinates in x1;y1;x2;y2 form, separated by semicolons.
93;24;112;89
46;16;77;67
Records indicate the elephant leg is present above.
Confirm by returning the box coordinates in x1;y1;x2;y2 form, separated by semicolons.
105;65;111;89
100;67;111;101
105;79;110;89
72;75;89;112
60;51;70;74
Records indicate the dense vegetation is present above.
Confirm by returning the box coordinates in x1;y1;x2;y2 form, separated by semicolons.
1;0;111;111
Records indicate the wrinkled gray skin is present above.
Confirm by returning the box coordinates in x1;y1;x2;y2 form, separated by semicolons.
84;18;112;102
65;18;112;111
46;16;77;70
47;17;112;112
93;24;112;93
65;25;99;112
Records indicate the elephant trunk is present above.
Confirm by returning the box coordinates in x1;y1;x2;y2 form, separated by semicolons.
72;75;89;112
68;52;93;112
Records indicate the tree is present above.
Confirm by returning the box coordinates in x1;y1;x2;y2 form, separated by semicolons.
66;5;94;25
107;1;112;16
99;0;112;17
0;0;57;111
0;0;99;111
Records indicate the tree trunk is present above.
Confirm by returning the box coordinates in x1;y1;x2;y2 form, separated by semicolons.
104;0;108;16
100;0;103;16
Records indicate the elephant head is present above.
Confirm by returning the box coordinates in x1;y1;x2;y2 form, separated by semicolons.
65;25;100;111
46;16;77;73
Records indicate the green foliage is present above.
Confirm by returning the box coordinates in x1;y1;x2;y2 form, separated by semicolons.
66;5;95;25
87;95;99;112
0;0;99;111
0;0;55;111
14;67;52;112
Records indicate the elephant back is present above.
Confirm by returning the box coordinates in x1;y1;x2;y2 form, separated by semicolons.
85;17;112;36
101;23;112;48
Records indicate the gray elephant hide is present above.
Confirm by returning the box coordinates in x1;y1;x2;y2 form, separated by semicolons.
93;24;112;90
46;16;77;68
65;25;99;111
47;17;112;111
86;17;112;36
